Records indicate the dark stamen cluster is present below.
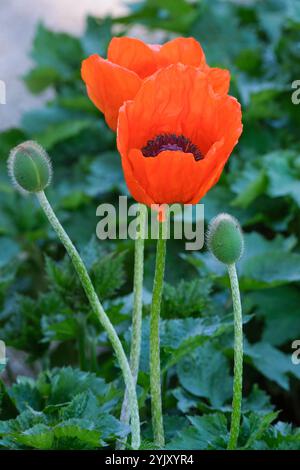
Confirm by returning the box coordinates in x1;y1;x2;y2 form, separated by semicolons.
142;134;203;161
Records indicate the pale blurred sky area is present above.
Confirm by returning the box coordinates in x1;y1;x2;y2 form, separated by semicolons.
0;0;134;129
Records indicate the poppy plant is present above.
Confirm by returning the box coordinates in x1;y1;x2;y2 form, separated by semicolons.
81;37;230;131
117;63;242;210
116;63;242;447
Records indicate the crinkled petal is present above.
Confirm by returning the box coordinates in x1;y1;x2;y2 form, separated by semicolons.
81;54;142;130
157;37;206;69
206;67;230;95
108;37;158;79
108;37;206;79
117;64;242;206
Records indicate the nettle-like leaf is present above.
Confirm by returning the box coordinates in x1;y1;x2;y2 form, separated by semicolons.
1;290;66;356
81;239;127;300
136;315;233;374
45;241;126;304
0;369;126;450
161;278;213;318
8;377;44;413
166;410;280;450
173;383;275;416
8;368;108;412
166;413;229;450
176;343;232;408
41;367;108;405
255;421;300;450
245;341;300;390
0;403;127;450
240;411;279;449
45;256;76;294
90;251;126;300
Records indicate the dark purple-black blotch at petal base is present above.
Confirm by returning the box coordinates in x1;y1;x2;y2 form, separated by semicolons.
142;134;203;161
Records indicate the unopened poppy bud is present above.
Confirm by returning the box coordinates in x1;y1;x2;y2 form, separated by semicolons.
8;141;52;194
207;213;244;265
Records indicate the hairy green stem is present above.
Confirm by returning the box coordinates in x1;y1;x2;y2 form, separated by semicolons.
227;263;243;450
77;315;89;371
150;220;167;447
118;204;146;449
36;191;140;450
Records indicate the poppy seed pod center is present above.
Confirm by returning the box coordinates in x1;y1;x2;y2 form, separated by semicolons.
142;134;203;161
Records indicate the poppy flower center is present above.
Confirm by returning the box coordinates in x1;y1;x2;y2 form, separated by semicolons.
142;134;203;161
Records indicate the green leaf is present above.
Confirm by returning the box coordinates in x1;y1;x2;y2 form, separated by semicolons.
0;237;19;268
115;0;198;34
91;251;126;300
42;368;108;405
30;23;83;78
248;286;300;345
264;150;300;206
52;419;103;449
241;411;279;449
86;152;126;197
243;251;300;287
81;16;112;56
41;314;79;342
167;413;229;450
257;421;300;450
137;315;233;373
245;341;300;390
231;169;268;209
9;378;43;413
177;343;232;408
15;423;54;449
162;278;213;318
24;67;61;94
36;119;92;150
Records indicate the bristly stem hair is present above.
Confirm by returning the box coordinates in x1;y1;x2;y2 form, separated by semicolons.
150;218;167;447
118;204;146;449
227;263;243;450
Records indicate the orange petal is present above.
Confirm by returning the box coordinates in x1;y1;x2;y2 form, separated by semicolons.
108;37;207;79
108;37;158;79
131;149;204;204
118;64;214;153
206;67;230;95
81;54;142;131
117;64;242;206
157;37;206;69
144;151;196;204
120;150;155;207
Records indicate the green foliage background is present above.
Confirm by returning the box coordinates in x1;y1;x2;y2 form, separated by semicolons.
1;0;300;449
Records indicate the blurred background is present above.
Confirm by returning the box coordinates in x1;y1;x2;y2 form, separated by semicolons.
0;0;300;450
0;0;133;128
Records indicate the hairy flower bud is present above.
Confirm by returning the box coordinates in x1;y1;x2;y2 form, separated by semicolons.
8;141;52;194
207;213;244;265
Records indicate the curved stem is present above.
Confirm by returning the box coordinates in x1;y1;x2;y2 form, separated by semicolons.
118;204;146;449
36;191;140;450
150;220;167;447
227;263;243;450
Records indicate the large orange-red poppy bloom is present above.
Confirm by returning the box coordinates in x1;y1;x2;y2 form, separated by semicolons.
81;37;230;131
117;64;242;209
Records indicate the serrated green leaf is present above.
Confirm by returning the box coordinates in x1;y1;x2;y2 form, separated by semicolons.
177;343;232;407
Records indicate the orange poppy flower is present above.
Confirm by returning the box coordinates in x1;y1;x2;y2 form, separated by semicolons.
117;64;242;210
81;37;230;131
